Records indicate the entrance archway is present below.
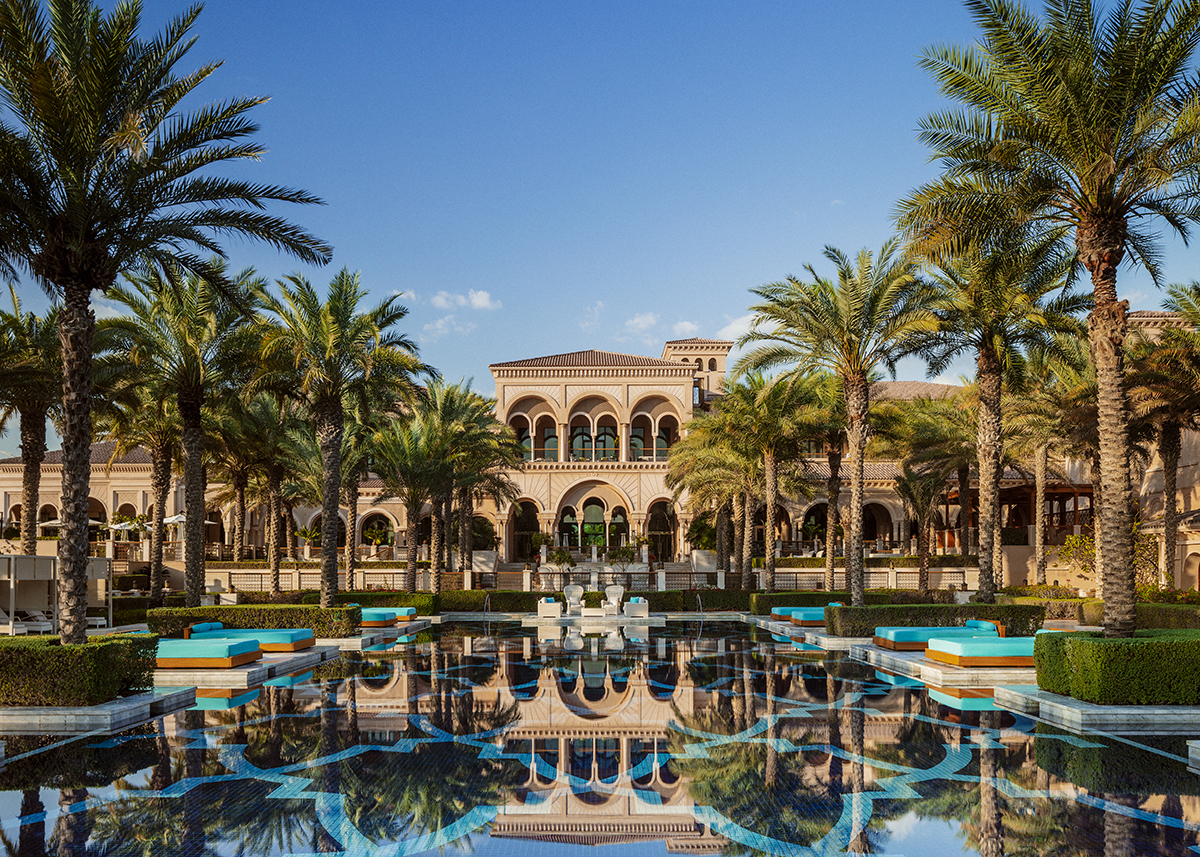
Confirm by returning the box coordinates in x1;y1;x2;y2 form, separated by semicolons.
647;501;675;562
513;501;540;559
581;498;607;547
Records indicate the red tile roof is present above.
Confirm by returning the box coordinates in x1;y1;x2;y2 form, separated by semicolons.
662;337;735;346
490;349;690;369
0;441;150;467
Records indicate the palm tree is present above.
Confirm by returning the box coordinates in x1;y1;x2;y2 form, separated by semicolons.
737;239;931;606
93;381;180;603
1128;285;1200;584
0;286;59;556
256;269;431;608
893;461;954;591
104;265;261;606
0;0;330;642
373;413;445;594
897;0;1200;635
904;230;1085;601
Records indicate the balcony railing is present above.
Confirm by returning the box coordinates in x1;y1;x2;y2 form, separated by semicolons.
524;446;671;463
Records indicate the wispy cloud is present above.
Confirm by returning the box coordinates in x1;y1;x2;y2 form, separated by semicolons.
422;314;477;341
717;313;755;341
92;301;126;320
579;301;604;330
672;320;700;338
431;289;502;311
391;288;418;303
625;311;658;333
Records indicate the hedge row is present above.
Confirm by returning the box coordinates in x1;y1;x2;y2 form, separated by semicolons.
1136;602;1200;629
146;605;360;638
750;589;956;615
998;585;1077;599
996;596;1091;621
825;603;1047;638
775;554;978;568
300;590;439;615
1037;629;1200;704
0;634;157;706
1034;725;1198;795
206;560;424;569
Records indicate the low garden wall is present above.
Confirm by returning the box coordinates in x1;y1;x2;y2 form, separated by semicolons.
146;605;360;638
0;635;157;706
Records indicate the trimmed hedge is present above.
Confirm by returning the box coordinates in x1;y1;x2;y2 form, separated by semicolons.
999;584;1078;599
1135;602;1200;629
775;554;978;568
207;560;424;569
1081;599;1105;626
750;589;955;615
996;596;1089;621
1034;725;1198;795
146;605;359;638
1062;630;1200;705
299;590;438;614
825;603;1046;638
1033;630;1078;695
0;634;157;706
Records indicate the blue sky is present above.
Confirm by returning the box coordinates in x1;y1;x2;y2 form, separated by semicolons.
3;1;1196;454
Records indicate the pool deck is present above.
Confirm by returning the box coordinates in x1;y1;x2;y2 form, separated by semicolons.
153;644;341;689
996;685;1200;734
804;630;873;650
0;687;196;735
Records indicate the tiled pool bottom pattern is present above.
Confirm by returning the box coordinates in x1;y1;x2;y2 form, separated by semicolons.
1;622;1199;856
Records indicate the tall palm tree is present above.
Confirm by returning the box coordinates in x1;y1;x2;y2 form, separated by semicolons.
1128;285;1200;584
893;461;954;592
0;286;59;556
256;269;431;608
897;0;1200;635
104;265;261;606
737;239;931;606
0;0;330;642
373;413;445;594
905;230;1085;601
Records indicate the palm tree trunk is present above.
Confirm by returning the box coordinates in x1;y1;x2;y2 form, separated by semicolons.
268;466;282;595
957;463;970;559
148;445;172;604
17;407;46;556
844;376;869;608
442;492;453;576
976;351;1003;604
56;787;92;857
732;493;746;587
917;513;930;592
741;491;755;590
315;397;343;609
1089;452;1104;595
978;710;1005;857
457;485;472;577
180;389;206;609
1159;421;1181;587
1080;222;1135;637
344;478;360;591
715;503;728;573
234;475;247;563
284;501;297;561
764;649;778;786
1035;445;1048;585
405;501;420;593
57;284;94;645
826;449;842;591
763;451;777;593
17;787;45;857
430;491;444;593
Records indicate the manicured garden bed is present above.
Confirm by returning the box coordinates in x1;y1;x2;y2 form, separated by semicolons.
775;554;978;568
751;589;955;615
146;604;359;638
1035;628;1200;704
300;590;439;614
824;603;1046;637
0;635;157;706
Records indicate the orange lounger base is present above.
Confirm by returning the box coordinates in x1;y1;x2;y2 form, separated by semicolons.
925;684;995;699
257;638;315;653
361;618;398;628
924;649;1035;668
872;637;929;651
790;617;826;627
156;651;262;669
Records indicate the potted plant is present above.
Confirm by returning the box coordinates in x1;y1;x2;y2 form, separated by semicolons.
297;526;320;560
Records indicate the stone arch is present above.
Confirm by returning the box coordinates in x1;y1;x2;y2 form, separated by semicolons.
1184;552;1200;590
510;499;542;560
863;503;893;542
504;394;559;424
309;512;347;548
359;511;397;546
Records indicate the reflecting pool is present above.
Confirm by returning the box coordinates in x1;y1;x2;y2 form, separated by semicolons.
1;620;1199;855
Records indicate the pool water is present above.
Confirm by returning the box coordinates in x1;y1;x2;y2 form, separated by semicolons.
1;620;1198;856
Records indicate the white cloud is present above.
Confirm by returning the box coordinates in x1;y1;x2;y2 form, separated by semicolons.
672;320;700;338
422;314;476;341
92;300;126;320
429;289;501;311
579;301;604;330
830;199;845;206
625;311;658;333
468;289;501;310
391;288;418;303
717;313;755;341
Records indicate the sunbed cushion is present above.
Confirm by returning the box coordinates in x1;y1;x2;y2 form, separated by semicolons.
964;620;1000;631
925;636;1035;658
396;607;416;618
873;625;999;644
191;628;314;645
630;597;646;604
771;607;806;618
157;638;259;659
360;608;398;623
189;622;224;634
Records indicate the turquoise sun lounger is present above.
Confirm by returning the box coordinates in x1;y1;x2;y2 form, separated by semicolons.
184;621;315;652
789;602;843;627
923;635;1035;666
873;620;1001;651
156;637;262;669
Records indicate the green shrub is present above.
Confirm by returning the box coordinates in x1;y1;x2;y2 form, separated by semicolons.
1034;630;1080;695
240;590;316;605
824;603;1046;638
299;590;438;614
1135;602;1200;629
1034;724;1198;794
1065;630;1200;705
0;635;157;706
690;589;753;611
997;596;1087;621
582;591;603;609
1081;599;1105;625
206;560;421;569
438;590;547;612
146;605;359;638
750;589;954;615
999;584;1077;599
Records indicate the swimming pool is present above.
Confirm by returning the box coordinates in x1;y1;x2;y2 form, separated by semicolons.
0;620;1196;855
